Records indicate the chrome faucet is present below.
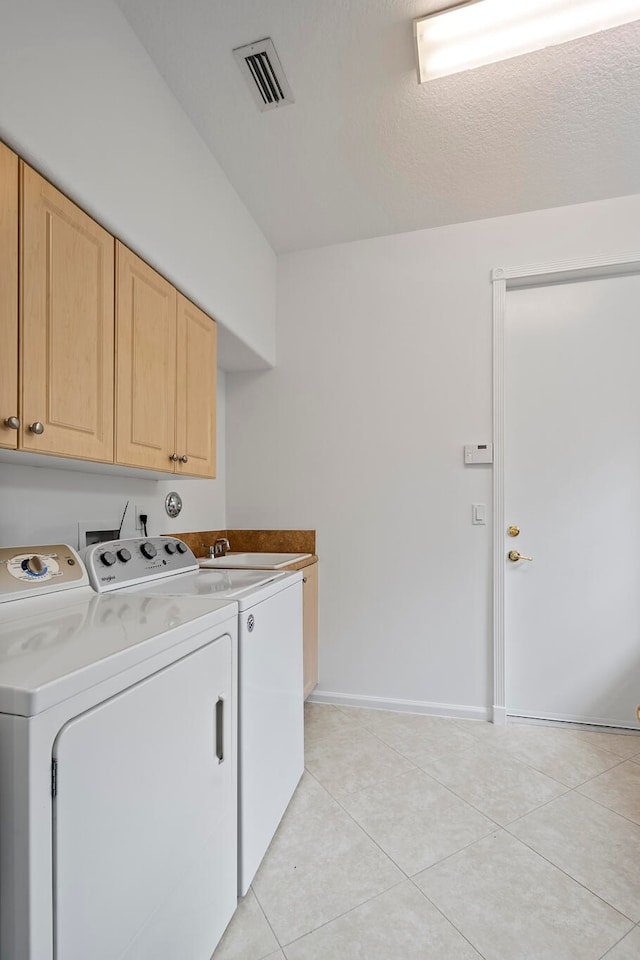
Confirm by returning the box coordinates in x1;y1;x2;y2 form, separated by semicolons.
201;538;231;559
214;538;231;558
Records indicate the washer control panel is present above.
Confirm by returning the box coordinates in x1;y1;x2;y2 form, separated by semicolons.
0;545;88;603
83;537;198;592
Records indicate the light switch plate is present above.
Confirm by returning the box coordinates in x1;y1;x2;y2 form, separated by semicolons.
472;503;487;525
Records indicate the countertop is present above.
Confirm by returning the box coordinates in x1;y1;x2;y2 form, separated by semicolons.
168;530;317;571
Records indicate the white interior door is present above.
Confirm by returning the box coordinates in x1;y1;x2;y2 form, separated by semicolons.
505;273;640;729
53;634;236;960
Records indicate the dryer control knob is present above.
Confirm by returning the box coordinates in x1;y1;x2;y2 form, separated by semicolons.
176;541;188;554
164;542;176;555
140;542;157;560
117;548;132;563
100;551;116;566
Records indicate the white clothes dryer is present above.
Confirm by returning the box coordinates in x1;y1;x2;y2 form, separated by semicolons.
84;536;305;896
0;542;238;960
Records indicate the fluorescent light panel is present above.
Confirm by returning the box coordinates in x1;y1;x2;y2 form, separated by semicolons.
414;0;640;82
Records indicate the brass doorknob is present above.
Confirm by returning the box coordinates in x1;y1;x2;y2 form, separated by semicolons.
508;550;533;562
636;705;640;724
507;526;520;538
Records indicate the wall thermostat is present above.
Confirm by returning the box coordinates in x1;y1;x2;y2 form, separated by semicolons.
464;443;493;464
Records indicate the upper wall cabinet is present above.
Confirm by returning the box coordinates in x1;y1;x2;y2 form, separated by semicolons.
116;244;217;478
0;146;218;479
20;163;115;462
116;244;177;472
0;143;18;450
176;294;217;479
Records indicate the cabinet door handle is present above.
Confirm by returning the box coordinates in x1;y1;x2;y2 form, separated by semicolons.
215;696;224;764
28;421;45;435
180;455;188;463
303;577;308;583
169;453;179;462
3;416;19;430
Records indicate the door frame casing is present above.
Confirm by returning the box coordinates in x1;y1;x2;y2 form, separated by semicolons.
491;252;640;724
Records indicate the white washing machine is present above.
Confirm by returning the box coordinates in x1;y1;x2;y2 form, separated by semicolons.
0;542;239;960
84;536;305;896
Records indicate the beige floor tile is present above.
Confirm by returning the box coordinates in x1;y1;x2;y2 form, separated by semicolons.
304;724;414;797
452;717;497;736
454;719;539;742
509;792;640;921
264;953;285;960
578;761;640;825
339;707;480;765
335;704;370;721
339;768;495;875
303;703;362;745
493;724;621;787
569;729;640;760
462;720;592;745
423;742;568;825
282;880;482;959
251;773;402;944
601;926;640;959
212;889;278;960
341;706;472;736
415;831;632;960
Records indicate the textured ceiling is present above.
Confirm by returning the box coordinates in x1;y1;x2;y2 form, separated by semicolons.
116;0;640;253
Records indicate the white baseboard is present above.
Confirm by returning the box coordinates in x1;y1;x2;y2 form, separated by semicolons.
307;689;490;723
492;705;507;725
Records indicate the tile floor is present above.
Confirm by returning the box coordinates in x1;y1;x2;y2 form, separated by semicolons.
213;703;640;960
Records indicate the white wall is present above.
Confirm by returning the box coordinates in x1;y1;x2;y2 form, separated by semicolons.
0;0;277;544
226;193;640;718
0;376;226;548
0;0;276;368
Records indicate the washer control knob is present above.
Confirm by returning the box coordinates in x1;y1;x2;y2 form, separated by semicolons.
176;541;188;554
100;551;117;567
164;542;177;555
140;542;157;559
117;548;132;563
25;555;47;576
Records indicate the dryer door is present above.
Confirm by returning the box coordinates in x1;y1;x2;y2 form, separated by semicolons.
53;633;236;960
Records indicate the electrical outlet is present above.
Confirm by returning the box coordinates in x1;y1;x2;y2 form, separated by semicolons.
135;505;149;533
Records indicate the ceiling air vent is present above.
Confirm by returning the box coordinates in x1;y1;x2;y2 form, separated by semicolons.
233;38;294;112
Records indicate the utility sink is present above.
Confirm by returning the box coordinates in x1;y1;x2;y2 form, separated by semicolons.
199;552;311;570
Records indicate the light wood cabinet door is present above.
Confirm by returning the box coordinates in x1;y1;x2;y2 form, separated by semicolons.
20;163;114;460
116;243;177;471
0;144;18;450
175;294;217;478
302;562;319;699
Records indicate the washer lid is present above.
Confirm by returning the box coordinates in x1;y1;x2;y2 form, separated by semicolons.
0;590;237;717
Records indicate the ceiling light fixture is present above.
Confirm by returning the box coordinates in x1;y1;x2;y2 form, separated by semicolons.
414;0;640;82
